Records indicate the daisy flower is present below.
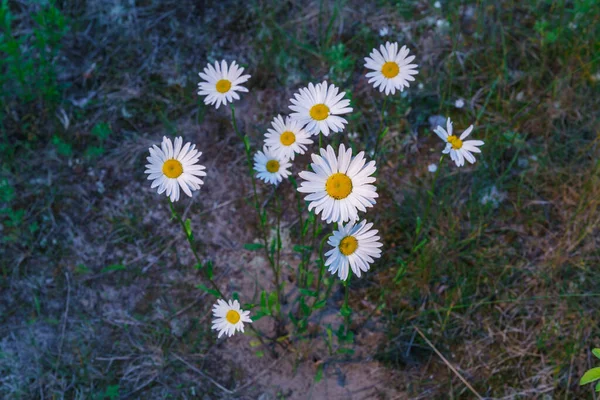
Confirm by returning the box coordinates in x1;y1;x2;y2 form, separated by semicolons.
364;42;419;95
145;136;207;202
264;115;313;161
325;220;383;281
289;81;353;136
253;146;292;185
297;144;378;224
211;299;252;338
434;118;484;167
198;60;251;109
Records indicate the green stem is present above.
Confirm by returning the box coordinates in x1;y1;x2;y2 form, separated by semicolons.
168;198;224;297
423;153;445;225
169;195;276;355
343;272;351;332
293;186;308;288
229;104;274;267
374;96;389;156
273;187;283;322
314;233;331;301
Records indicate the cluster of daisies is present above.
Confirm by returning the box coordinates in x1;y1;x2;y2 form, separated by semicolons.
143;41;484;338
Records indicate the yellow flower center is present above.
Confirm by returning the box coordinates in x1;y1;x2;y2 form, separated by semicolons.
309;104;330;121
226;309;240;324
162;159;183;178
381;61;400;78
215;79;232;93
280;131;296;146
266;160;280;173
339;235;358;256
325;173;353;200
447;135;463;149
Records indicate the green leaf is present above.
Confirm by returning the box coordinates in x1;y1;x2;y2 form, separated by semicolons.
288;311;298;326
184;218;192;238
205;260;214;279
336;348;355;355
306;270;315;287
84;145;104;159
293;244;312;253
74;264;91;274
268;291;277;311
580;367;600;385
255;350;264;358
249;340;261;348
51;135;72;157
595;381;600;392
300;297;310;316
251;311;268;321
378;126;389;140
302;219;311;236
91;122;111;140
336;324;345;339
393;259;407;284
592;348;600;359
244;243;265;251
313;299;327;309
326;326;333;344
314;363;323;383
100;264;125;274
340;304;352;317
232;292;239;301
289;175;298;188
243;135;251;152
195;283;220;298
415;216;422;235
411;238;428;253
299;288;317;297
104;384;120;400
260;290;267;311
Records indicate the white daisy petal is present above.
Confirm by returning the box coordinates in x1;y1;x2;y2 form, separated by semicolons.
324;220;383;281
198;60;251;109
211;298;252;338
297;144;378;224
144;136;207;201
288;81;353;136
253;145;292;186
364;42;419;95
433;118;484;167
264;115;314;160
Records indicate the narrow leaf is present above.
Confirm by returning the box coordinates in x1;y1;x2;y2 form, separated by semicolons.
340;304;352;317
580;367;600;385
313;300;327;309
195;284;220;298
314;364;324;383
101;264;125;274
244;243;265;251
184;218;192;238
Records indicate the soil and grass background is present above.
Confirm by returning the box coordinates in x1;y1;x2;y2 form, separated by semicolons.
1;0;599;399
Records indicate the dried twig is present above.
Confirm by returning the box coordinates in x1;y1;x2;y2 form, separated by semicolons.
54;271;71;374
233;353;288;393
413;325;483;400
172;353;233;394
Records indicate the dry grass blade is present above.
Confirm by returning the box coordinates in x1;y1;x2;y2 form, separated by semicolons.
413;326;484;400
172;353;233;395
